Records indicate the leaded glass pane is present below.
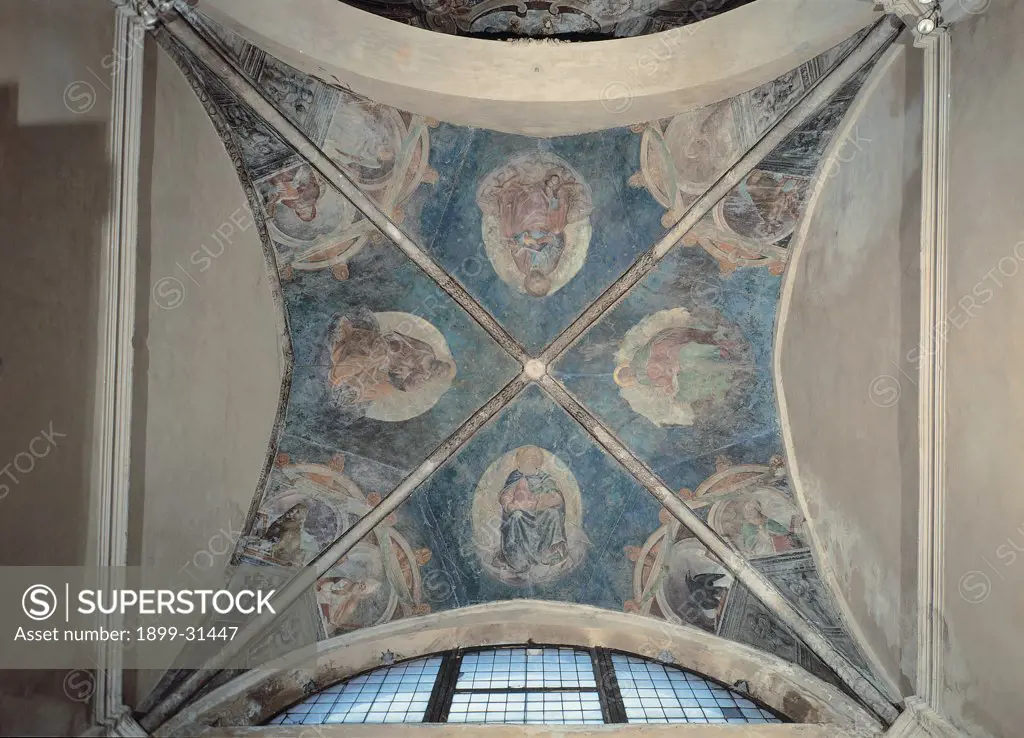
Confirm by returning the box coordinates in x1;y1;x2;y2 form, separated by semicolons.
611;654;782;724
266;656;443;725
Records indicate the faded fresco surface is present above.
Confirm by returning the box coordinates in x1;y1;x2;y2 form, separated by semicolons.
334;0;757;39
164;10;890;697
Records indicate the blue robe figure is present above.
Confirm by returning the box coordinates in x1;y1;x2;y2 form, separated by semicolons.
493;447;569;578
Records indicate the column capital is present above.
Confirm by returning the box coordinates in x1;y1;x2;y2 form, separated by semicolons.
886;697;963;737
107;0;178;28
874;0;949;47
83;706;148;737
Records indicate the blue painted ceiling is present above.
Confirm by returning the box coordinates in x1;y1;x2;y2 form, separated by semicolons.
164;10;891;701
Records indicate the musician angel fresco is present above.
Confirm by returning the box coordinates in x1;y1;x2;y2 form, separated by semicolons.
316;575;382;632
263;164;323;223
492;446;569;576
327;309;456;406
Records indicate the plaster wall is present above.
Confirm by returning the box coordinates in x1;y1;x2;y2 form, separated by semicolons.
941;2;1024;735
777;40;923;695
127;40;283;706
0;0;113;734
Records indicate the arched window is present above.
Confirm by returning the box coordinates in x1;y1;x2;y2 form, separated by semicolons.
266;646;786;726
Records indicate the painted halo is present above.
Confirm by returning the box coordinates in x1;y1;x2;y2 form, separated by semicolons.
326;311;456;422
471;446;588;586
476;151;593;297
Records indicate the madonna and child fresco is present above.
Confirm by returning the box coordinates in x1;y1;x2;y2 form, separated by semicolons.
472;446;588;586
326;309;456;422
476;152;593;297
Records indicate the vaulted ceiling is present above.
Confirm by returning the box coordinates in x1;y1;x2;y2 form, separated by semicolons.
155;5;901;727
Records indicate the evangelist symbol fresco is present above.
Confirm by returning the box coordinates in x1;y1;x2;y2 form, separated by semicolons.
476;152;593;297
472;445;589;586
326;309;457;422
625;457;810;635
625;518;733;634
613;308;753;428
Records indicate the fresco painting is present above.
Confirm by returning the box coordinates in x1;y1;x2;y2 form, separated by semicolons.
553;243;782;494
629;27;867;226
625;519;734;634
472;445;589;586
256;162;369;279
613;307;754;428
322;91;438;213
282;237;518;471
326;309;457;422
253;93;438;280
707;486;806;558
622;461;798;635
717;580;841;688
402;386;664;610
166;11;894;698
476;151;593;297
417;126;666;353
632;27;873;276
334;0;755;39
239;457;364;568
237;453;435;636
315;518;434;637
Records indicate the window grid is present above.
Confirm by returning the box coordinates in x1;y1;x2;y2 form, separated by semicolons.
446;691;604;725
267;656;442;725
455;647;597;689
611;654;783;725
447;647;602;725
264;647;787;726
